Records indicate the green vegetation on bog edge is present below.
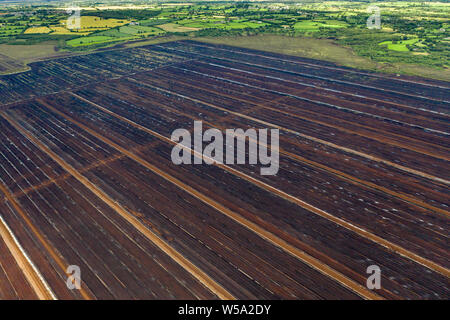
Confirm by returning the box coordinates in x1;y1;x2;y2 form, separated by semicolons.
195;34;449;81
0;1;448;80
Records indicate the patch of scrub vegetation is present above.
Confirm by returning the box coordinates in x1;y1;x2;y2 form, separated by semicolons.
198;34;381;70
176;18;268;30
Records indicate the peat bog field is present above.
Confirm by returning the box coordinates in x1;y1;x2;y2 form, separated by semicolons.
0;40;448;300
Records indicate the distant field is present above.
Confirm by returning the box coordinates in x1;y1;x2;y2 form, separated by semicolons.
61;16;130;32
139;18;172;26
293;20;348;31
67;24;165;47
24;26;52;34
98;28;130;38
178;19;269;30
0;1;447;80
157;23;201;32
119;25;164;35
50;26;73;35
66;35;127;47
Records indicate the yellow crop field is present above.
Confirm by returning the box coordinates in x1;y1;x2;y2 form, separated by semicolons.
60;16;131;31
50;26;73;34
23;26;52;34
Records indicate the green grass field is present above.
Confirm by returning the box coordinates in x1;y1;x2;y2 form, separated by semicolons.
0;25;25;37
176;18;269;30
67;24;165;47
379;38;420;52
294;20;348;31
119;25;164;35
66;35;125;47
